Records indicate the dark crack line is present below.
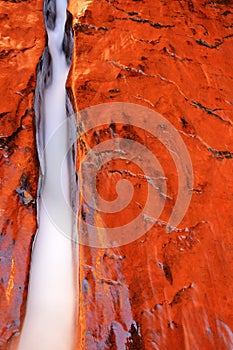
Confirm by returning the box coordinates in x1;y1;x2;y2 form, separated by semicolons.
196;38;223;48
224;33;233;39
208;148;233;159
105;0;139;16
115;16;175;29
0;109;32;145
107;60;232;126
191;100;231;125
196;33;233;49
0;111;10;119
180;130;233;160
0;45;36;60
73;23;109;34
105;0;174;29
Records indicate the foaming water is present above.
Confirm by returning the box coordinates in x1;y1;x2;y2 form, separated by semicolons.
17;1;76;349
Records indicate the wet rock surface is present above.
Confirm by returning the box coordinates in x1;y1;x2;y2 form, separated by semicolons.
0;0;45;348
67;0;233;348
0;0;233;349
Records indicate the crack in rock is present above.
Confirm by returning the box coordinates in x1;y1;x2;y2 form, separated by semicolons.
180;130;233;159
196;38;223;48
191;100;232;125
116;16;175;29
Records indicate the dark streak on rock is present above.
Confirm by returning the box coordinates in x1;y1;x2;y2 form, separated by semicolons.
216;0;233;4
0;108;32;145
196;38;223;48
202;0;233;6
0;46;35;60
222;10;232;15
180;117;189;128
170;283;194;306
125;323;145;350
108;89;120;94
224;33;233;39
163;265;173;284
105;0;174;29
192;100;220;116
2;0;27;2
191;100;230;124
187;0;195;12
105;0;139;17
116;16;175;29
0;49;14;59
208;148;233;159
0;112;10;119
74;23;109;35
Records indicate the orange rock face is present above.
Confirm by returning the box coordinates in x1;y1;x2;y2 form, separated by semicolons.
67;0;233;348
0;1;45;348
1;0;233;349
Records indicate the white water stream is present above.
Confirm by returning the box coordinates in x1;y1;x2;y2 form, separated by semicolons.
17;1;76;349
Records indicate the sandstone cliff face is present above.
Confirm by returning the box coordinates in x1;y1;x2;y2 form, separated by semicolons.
0;1;45;348
67;0;233;348
1;0;233;349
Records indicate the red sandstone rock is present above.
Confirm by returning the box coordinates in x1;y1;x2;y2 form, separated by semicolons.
0;1;45;348
67;0;233;348
1;0;233;349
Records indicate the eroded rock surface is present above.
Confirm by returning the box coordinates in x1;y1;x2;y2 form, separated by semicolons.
1;0;233;349
0;1;45;348
67;0;233;348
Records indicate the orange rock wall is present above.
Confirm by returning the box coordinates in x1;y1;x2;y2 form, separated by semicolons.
1;0;233;349
67;0;233;348
0;1;45;348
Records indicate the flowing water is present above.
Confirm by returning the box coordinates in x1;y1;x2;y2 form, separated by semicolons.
17;1;76;349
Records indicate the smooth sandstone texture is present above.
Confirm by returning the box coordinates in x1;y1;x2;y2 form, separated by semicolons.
0;1;45;348
67;0;233;349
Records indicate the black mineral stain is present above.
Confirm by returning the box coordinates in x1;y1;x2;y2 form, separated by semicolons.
125;323;145;350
